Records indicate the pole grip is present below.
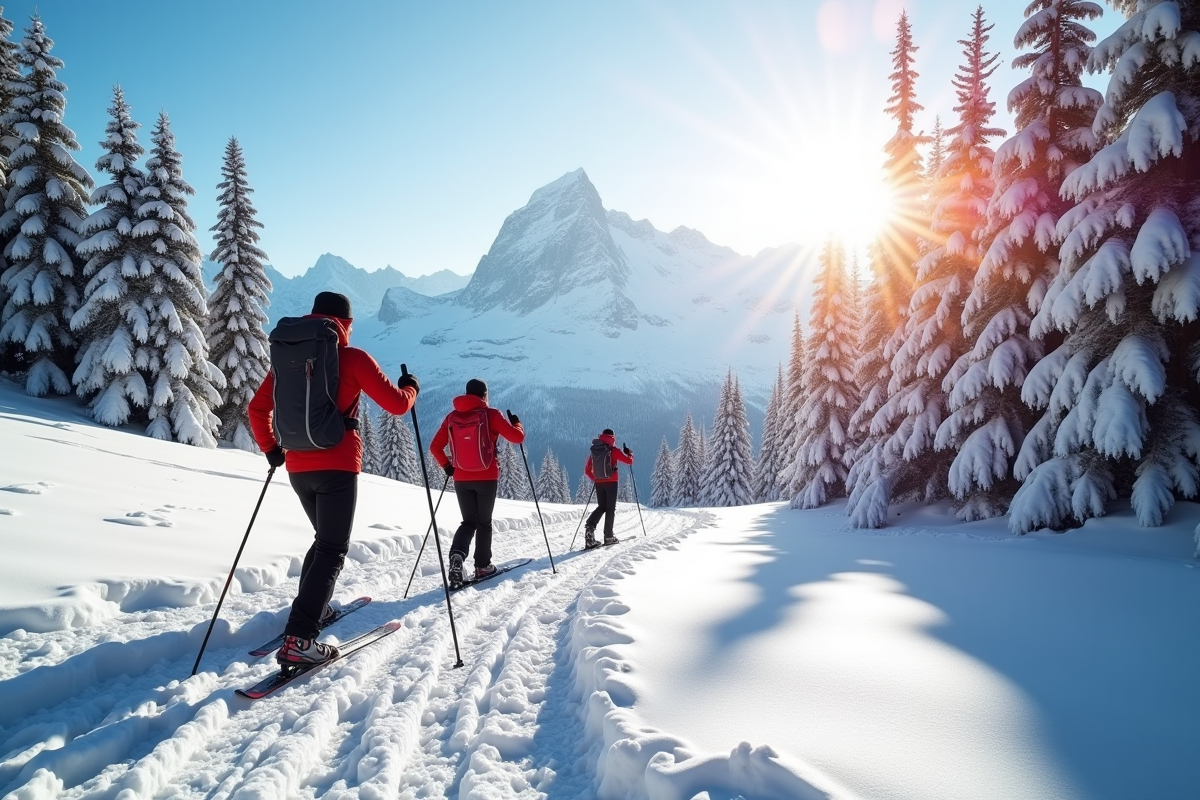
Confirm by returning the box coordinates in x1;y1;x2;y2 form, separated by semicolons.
401;363;409;377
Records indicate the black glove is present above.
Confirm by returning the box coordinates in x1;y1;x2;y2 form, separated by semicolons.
265;446;286;468
443;463;455;477
506;410;520;426
397;373;420;395
623;445;632;457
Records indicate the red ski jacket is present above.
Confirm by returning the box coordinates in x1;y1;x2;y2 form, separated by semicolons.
585;433;633;483
429;394;525;482
248;315;417;474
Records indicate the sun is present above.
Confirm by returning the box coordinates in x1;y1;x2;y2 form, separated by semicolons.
788;131;897;264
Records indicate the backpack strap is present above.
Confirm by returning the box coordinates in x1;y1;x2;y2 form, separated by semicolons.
342;394;360;431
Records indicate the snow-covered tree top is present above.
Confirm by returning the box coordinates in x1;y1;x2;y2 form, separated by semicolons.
886;11;924;136
947;7;1005;145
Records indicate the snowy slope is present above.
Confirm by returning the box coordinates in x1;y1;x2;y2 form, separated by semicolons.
610;503;1200;800
1;382;840;800
2;384;1197;799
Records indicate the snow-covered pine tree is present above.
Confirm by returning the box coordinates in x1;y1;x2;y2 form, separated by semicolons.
1011;0;1200;532
697;424;708;476
0;17;94;395
618;475;635;503
672;412;703;505
787;241;861;508
752;366;786;501
0;8;20;367
535;448;563;503
359;401;381;475
700;371;755;506
847;11;929;503
378;410;421;484
849;7;1005;526
206;137;271;451
846;273;904;503
774;313;807;499
847;251;864;334
131;112;224;446
575;470;591;503
651;436;675;506
926;117;947;191
72;87;153;426
944;0;1103;522
497;441;527;499
558;462;571;504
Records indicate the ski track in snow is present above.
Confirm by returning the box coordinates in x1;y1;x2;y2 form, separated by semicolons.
0;504;709;800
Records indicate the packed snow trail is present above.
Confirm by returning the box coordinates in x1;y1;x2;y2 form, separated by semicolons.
0;501;702;799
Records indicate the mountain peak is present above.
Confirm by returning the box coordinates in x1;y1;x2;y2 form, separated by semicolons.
457;169;629;317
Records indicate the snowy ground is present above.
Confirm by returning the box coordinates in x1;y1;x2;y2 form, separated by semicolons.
2;378;1198;799
612;503;1200;800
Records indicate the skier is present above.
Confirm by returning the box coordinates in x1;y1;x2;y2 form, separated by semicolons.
249;292;420;670
429;378;525;588
583;429;633;548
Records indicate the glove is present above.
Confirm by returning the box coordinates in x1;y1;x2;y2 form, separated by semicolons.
397;373;420;394
265;446;286;468
443;463;455;477
623;446;632;457
506;410;520;426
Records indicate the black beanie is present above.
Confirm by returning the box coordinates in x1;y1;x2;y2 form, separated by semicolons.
602;428;614;436
312;291;352;320
466;378;488;398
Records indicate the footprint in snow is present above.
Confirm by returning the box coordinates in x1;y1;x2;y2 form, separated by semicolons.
368;523;403;530
105;509;174;527
0;508;13;515
1;481;52;494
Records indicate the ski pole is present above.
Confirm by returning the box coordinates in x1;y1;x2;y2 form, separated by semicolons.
569;483;595;550
511;416;556;574
191;466;276;676
403;475;449;599
624;443;648;538
403;364;464;668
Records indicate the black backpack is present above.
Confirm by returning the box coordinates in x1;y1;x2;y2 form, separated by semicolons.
590;439;615;479
268;317;359;451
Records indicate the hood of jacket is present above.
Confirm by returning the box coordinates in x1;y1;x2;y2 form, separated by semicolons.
452;394;488;412
595;433;616;447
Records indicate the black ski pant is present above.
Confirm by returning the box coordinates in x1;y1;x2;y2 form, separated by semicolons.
285;470;357;639
586;482;618;538
450;480;499;568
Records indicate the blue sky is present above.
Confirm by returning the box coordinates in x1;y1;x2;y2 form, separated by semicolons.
22;1;1119;277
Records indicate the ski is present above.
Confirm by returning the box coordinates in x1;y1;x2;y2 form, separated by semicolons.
583;539;619;551
236;620;402;700
248;597;371;657
450;558;533;592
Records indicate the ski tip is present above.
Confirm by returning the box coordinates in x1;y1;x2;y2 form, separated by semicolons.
380;620;403;633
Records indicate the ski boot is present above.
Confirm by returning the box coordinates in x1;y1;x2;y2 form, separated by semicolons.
604;533;620;546
277;635;339;676
319;603;337;627
584;524;600;550
474;563;497;581
448;552;465;589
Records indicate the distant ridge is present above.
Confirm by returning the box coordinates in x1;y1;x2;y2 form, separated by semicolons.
202;254;471;323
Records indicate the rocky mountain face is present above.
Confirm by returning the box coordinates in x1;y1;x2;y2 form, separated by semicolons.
457;169;638;331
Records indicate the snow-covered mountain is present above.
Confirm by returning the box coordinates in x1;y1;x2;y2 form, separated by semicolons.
202;254;471;326
354;169;815;481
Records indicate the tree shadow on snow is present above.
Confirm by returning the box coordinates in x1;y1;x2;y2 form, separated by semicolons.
696;502;1200;800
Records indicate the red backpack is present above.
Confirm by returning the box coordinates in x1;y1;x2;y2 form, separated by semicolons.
447;407;495;471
